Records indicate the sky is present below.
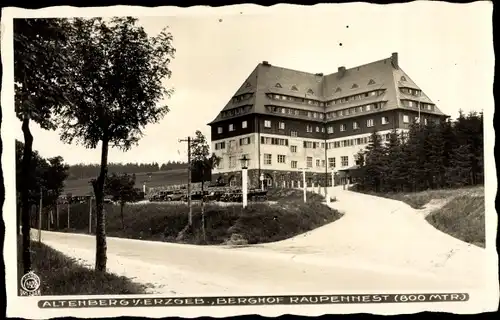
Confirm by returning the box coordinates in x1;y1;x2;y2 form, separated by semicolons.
11;2;494;165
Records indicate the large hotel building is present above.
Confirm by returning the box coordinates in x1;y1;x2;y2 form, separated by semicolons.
208;53;448;189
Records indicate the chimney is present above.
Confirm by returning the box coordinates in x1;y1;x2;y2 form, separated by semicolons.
338;66;346;78
391;52;399;69
262;61;270;66
315;72;324;77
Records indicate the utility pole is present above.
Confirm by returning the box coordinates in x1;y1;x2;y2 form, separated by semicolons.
88;196;93;234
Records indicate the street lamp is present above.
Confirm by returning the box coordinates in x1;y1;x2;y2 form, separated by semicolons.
239;155;249;208
298;167;309;203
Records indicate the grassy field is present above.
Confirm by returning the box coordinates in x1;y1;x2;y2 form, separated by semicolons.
17;237;146;295
63;169;188;196
426;193;485;248
39;188;342;245
352;185;484;209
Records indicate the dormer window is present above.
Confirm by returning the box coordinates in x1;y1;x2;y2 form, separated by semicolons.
335;87;342;93
401;76;407;82
368;79;376;85
291;85;298;91
307;89;314;95
352;83;358;89
245;82;251;88
275;83;282;88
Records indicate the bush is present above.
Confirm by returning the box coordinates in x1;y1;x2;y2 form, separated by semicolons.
266;187;325;203
48;197;342;246
17;237;146;295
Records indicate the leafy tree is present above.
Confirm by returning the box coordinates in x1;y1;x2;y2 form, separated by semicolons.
55;17;175;271
189;131;221;241
103;173;139;229
14;18;72;274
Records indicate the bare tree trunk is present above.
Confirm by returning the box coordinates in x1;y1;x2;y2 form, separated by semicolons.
93;137;109;272
21;116;33;274
120;203;125;230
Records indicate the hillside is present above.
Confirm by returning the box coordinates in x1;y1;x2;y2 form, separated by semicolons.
63;169;189;196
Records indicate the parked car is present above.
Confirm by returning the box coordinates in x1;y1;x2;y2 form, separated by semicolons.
166;191;184;201
204;190;225;202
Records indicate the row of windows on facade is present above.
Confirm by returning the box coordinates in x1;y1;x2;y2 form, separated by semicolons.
267;101;387;120
217;154;353;170
220;106;252;119
217;112;431;136
214;131;400;156
262;154;351;168
267;89;385;108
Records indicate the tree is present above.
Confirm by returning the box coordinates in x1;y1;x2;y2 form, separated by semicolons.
362;131;387;192
14;18;72;274
103;173;139;229
190;131;220;242
56;17;175;271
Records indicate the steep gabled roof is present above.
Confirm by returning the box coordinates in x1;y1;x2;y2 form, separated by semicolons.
209;53;446;125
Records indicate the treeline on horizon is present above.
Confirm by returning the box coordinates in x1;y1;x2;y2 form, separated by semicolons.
354;110;483;193
67;161;189;180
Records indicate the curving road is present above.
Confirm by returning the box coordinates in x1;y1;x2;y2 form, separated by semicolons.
34;187;489;295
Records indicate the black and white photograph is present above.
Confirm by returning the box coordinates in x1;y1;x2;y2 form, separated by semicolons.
1;2;498;318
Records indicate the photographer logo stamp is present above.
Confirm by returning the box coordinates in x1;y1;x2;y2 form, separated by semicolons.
20;271;41;296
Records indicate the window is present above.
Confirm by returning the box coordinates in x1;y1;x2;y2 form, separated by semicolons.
340;124;346;132
275;83;282;88
215;142;226;150
304;141;313;148
306;157;313;168
335;87;342;93
229;156;236;168
424;118;428;125
427;104;433;111
291;160;298;168
264;120;271;128
316;126;320;132
368;79;375;85
242;121;247;128
291;85;298;91
401;76;407;81
328;157;336;168
366;104;372;111
321;142;325;148
228;140;235;148
264;154;272;165
321;160;326;167
352;83;358;89
277;155;286;163
217;127;223;134
367;119;374;127
229;124;234;131
307;89;314;95
381;116;389;125
316;159;320;167
306;125;313;133
353;121;360;130
245;82;251;88
291;130;298;137
341;156;349;167
403;115;410;123
239;137;251;145
408;101;414;108
327;126;334;134
291;145;297;153
279;122;285;130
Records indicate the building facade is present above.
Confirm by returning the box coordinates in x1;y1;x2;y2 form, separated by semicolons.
208;53;448;188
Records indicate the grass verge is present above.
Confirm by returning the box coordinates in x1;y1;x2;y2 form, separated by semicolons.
425;194;485;248
17;237;147;295
350;185;484;209
44;188;342;245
